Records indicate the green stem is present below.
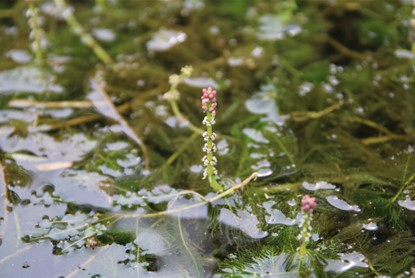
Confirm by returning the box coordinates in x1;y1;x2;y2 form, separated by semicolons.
298;213;312;256
116;172;258;220
205;111;222;192
28;3;43;65
53;0;114;65
170;100;203;134
390;153;415;204
206;112;214;178
273;134;295;166
390;172;415;204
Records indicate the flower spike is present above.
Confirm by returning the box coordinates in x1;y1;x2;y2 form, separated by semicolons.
201;87;222;192
298;195;317;256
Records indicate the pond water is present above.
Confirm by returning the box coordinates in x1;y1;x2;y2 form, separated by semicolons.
0;0;415;277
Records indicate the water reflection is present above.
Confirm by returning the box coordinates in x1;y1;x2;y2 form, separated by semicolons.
325;252;368;273
146;29;187;52
0;67;63;94
398;197;415;211
326;196;361;212
257;14;302;41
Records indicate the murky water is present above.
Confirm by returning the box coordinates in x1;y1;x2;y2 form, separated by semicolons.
0;0;415;277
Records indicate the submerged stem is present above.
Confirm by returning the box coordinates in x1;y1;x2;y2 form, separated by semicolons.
53;0;114;65
116;172;257;220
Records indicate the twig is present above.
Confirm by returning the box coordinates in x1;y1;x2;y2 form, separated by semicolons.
177;216;202;277
90;77;150;170
259;181;302;193
26;89;158;132
53;0;114;65
344;115;393;135
361;134;412;145
9;99;93;109
65;246;110;278
290;101;343;122
169;100;204;134
0;245;33;265
390;153;415;204
326;36;368;61
31;114;103;132
116;172;258;220
158;131;200;171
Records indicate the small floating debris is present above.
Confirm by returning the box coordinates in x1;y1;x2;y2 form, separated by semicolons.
325;252;368;273
227;57;245;67
0;67;63;94
256;168;273;177
183;77;219;88
244;84;282;125
245;95;276;115
257;14;301;41
242;128;269;143
398;197;415;211
218;207;268;239
251;160;272;173
362;222;378;231
146;29;187;52
326;196;360;212
216;139;229;155
263;201;297;225
189;164;203;173
303;181;336;191
6;49;32;64
92;28;116;42
394;49;415;59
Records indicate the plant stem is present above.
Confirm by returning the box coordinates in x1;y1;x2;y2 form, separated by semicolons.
53;0;114;65
206;111;222;191
116;172;258;220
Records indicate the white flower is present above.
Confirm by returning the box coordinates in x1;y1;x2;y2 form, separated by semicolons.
169;74;181;86
180;65;193;77
163;89;180;101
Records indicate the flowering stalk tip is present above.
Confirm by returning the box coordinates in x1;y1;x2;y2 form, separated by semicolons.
201;87;222;192
26;0;47;65
301;194;317;213
298;195;317;256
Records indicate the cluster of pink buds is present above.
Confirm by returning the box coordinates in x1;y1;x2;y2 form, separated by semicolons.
200;87;222;191
201;87;217;114
298;195;317;255
301;195;317;213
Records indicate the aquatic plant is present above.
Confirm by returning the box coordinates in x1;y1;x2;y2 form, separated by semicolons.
164;66;203;134
298;194;317;256
25;0;47;65
1;0;415;277
53;0;113;65
201;87;222;192
164;69;224;191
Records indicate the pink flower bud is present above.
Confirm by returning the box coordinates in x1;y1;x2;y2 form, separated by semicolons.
301;195;317;213
201;87;218;114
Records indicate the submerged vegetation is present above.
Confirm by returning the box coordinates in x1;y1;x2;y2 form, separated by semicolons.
0;0;415;277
